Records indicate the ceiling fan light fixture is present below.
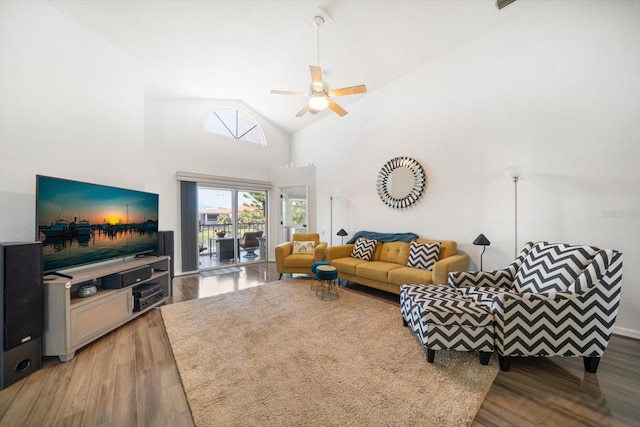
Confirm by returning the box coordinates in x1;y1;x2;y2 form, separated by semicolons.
309;94;329;110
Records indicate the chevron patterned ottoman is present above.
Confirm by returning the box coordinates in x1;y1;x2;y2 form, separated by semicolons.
400;284;494;365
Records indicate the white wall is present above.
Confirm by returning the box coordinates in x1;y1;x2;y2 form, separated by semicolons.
292;0;640;336
0;1;297;276
144;98;292;273
0;0;145;242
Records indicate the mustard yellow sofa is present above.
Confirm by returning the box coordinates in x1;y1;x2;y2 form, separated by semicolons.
325;238;469;294
275;233;327;279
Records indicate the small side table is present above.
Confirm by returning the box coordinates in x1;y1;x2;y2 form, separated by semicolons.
311;261;331;291
315;265;339;300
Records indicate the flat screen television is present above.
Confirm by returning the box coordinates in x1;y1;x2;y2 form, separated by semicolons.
36;175;159;275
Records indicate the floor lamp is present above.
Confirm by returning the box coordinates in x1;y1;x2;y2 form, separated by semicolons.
512;176;520;258
503;166;525;258
329;195;333;246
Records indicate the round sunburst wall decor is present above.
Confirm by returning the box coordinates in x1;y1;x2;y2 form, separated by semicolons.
376;157;426;209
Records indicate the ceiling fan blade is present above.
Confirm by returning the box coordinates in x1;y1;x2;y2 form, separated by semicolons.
296;104;311;117
327;99;348;117
271;89;308;96
310;65;323;83
328;84;367;97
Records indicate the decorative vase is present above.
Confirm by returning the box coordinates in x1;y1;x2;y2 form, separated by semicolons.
78;284;98;298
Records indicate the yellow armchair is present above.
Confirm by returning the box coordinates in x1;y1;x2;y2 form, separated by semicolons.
275;233;327;279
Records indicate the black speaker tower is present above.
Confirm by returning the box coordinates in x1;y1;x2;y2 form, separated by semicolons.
158;231;174;278
0;242;44;390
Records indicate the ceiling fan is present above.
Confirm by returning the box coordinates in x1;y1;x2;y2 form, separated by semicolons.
271;16;367;117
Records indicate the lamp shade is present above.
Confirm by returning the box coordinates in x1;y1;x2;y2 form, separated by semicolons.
336;229;348;237
473;234;491;246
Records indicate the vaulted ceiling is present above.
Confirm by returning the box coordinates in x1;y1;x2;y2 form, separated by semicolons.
48;0;542;134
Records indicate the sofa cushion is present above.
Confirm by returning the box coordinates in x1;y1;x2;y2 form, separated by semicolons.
514;242;599;294
330;257;368;276
351;237;377;261
356;262;402;283
292;240;315;254
407;241;440;270
456;286;501;312
282;253;314;268
388;266;434;286
376;241;411;264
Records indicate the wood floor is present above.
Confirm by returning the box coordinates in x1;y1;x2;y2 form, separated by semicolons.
1;262;638;426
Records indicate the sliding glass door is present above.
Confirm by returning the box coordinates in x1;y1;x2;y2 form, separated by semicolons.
197;186;267;270
236;190;267;260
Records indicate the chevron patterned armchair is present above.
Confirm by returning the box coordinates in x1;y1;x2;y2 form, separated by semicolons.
448;241;623;373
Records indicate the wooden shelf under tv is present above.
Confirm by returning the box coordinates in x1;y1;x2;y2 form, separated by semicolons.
43;255;172;362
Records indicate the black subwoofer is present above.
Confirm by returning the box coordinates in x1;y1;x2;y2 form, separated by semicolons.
0;242;43;390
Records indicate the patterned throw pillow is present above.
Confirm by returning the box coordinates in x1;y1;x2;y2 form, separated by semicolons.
351;238;377;261
407;241;441;270
514;242;599;294
292;241;315;254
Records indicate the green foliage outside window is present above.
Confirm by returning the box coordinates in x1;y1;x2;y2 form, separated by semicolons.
291;200;306;225
239;192;266;225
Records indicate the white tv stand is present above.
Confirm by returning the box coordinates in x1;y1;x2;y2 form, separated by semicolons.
43;256;172;362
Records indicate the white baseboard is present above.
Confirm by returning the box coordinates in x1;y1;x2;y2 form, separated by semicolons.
613;326;640;340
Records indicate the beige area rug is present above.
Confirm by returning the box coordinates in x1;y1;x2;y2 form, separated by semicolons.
161;280;499;426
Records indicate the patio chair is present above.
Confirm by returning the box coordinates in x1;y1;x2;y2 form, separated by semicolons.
240;231;263;257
